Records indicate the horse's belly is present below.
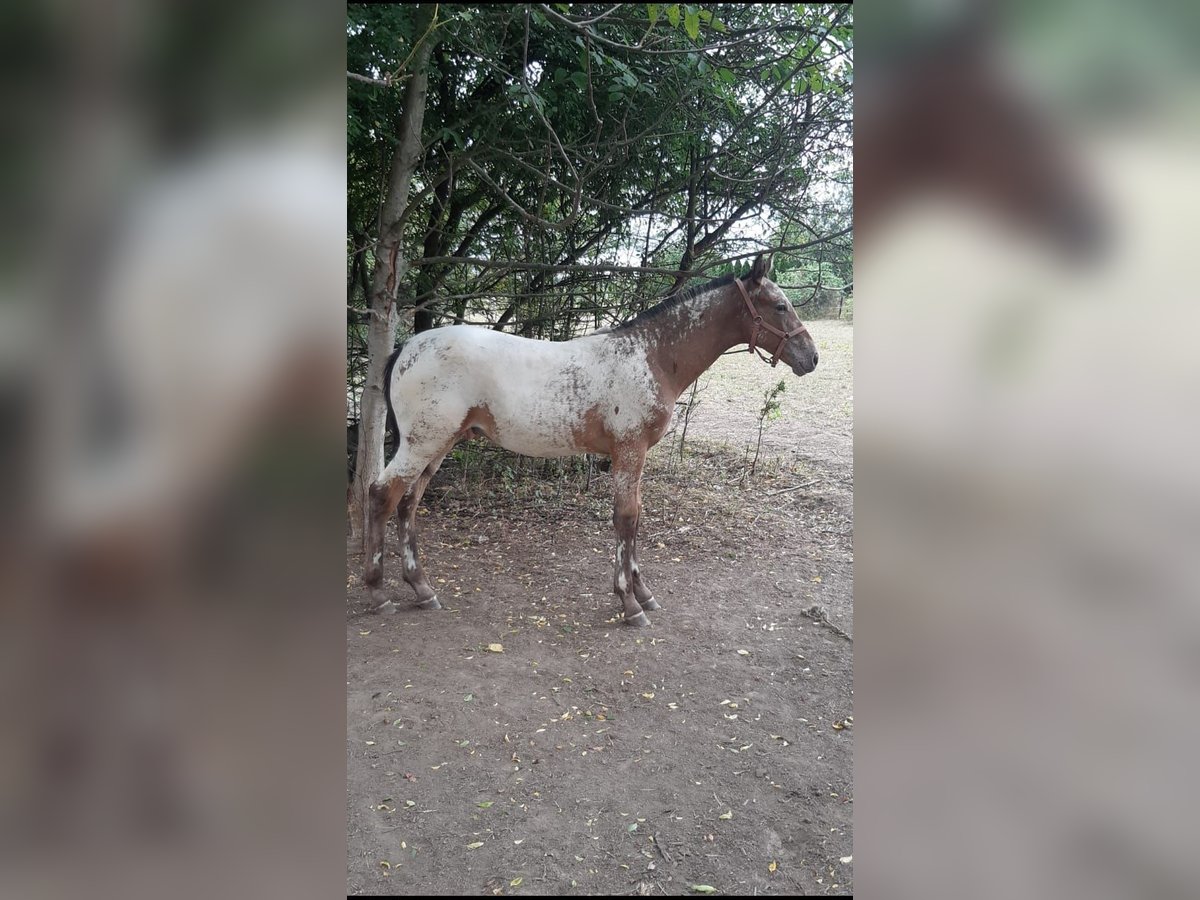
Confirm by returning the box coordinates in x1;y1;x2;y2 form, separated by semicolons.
488;417;587;458
493;433;581;458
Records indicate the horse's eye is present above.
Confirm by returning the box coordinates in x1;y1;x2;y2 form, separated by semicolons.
775;302;788;312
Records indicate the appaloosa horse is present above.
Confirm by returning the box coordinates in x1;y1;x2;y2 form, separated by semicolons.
363;253;817;625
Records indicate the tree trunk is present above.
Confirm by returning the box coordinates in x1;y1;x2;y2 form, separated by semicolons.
349;5;438;547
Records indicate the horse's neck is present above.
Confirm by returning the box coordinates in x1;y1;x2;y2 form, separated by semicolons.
636;288;747;400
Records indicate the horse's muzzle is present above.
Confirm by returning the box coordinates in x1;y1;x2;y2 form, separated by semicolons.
792;350;818;376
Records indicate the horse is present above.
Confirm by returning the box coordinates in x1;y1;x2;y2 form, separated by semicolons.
362;253;818;625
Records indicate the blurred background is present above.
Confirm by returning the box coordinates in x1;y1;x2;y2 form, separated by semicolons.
855;0;1200;899
0;1;346;898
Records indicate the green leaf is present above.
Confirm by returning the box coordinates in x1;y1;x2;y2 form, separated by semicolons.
716;67;735;84
666;4;680;28
684;9;699;40
647;3;660;26
571;71;587;90
477;801;494;808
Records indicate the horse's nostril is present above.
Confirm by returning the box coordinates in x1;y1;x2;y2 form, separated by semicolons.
811;352;818;368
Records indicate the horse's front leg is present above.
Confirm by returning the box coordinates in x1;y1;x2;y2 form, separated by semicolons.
630;511;661;612
612;450;651;626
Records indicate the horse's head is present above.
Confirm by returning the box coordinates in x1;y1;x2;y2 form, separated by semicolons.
921;46;1104;259
858;19;1106;260
738;254;819;377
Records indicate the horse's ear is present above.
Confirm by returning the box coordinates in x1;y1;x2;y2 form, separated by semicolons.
749;253;773;284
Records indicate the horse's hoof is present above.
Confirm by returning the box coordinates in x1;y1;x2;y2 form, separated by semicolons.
639;597;662;611
374;599;397;615
624;611;651;627
417;595;442;610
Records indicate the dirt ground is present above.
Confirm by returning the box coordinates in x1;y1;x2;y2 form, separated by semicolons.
347;319;854;895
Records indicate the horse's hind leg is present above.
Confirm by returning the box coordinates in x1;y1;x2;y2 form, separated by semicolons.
363;473;411;612
394;452;450;611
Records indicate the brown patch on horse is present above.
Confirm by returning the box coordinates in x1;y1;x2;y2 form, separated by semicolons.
571;405;615;456
461;404;498;440
641;402;673;448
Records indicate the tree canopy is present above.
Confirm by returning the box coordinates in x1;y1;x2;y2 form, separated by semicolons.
347;3;852;415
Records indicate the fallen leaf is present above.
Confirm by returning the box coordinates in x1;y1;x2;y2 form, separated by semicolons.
487;643;504;653
718;810;733;820
467;841;484;849
477;801;494;808
510;878;523;887
736;649;749;656
840;855;853;864
768;861;777;873
641;692;655;700
690;886;717;894
405;800;415;807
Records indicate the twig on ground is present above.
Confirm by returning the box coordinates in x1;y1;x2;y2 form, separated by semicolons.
801;603;853;641
763;479;819;497
651;832;672;864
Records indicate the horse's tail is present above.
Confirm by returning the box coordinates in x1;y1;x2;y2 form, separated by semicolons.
381;341;404;456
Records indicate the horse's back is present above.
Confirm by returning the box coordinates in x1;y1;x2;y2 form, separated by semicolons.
395;326;595;389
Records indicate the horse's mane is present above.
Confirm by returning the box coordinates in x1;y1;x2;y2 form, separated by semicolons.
611;273;737;332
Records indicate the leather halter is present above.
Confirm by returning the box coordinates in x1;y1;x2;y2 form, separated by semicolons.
734;277;809;367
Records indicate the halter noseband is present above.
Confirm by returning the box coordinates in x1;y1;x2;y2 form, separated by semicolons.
734;278;809;367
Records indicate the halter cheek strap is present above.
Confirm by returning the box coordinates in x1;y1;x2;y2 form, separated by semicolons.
734;278;809;367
